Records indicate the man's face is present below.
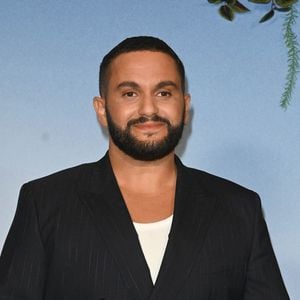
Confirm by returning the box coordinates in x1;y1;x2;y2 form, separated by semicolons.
94;51;190;161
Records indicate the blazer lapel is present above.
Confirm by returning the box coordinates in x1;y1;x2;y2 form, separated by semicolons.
151;158;218;299
77;154;153;300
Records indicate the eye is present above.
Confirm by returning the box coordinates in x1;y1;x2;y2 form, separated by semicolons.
157;91;171;97
123;91;137;97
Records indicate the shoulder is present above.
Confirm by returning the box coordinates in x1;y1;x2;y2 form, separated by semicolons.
181;165;263;235
23;154;108;189
18;155;108;210
179;162;261;212
23;161;98;192
187;165;256;195
179;158;255;193
15;157;109;233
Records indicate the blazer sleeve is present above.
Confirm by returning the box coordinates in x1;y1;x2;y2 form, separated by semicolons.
243;195;289;300
0;184;46;299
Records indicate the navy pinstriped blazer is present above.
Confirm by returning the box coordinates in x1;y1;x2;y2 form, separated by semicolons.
0;154;289;299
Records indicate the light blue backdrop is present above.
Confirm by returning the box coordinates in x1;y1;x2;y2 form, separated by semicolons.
1;1;299;298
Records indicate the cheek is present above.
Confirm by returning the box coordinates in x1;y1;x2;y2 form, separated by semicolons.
108;108;136;128
163;105;185;123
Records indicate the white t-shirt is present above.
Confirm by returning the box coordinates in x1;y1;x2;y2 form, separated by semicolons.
133;215;173;283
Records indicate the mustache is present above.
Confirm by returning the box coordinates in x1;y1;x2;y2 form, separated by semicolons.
127;115;171;127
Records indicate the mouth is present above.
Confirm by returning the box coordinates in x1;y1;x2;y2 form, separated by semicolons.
133;121;166;131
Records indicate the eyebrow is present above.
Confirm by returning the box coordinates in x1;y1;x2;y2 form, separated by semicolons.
116;80;179;91
155;81;179;90
116;81;140;90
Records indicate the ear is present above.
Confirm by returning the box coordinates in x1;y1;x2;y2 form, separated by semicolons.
93;96;107;127
183;93;191;125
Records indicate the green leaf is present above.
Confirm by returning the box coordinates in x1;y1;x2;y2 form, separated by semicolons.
226;0;236;4
248;0;271;3
275;0;297;8
259;9;275;22
219;5;235;21
208;0;223;4
230;1;250;13
275;7;292;12
280;4;300;109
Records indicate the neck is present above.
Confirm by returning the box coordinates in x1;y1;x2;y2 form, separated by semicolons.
108;142;177;192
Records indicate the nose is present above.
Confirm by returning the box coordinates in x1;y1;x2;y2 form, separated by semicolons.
138;94;159;117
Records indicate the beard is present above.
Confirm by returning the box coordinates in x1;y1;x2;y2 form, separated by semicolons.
105;109;185;161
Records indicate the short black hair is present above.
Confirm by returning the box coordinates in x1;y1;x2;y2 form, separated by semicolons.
99;36;185;97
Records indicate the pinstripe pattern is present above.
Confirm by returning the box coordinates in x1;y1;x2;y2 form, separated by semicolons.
0;154;289;299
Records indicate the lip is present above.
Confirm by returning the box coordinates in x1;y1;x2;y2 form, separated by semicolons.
133;121;165;131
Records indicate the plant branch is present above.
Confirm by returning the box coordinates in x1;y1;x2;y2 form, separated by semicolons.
281;2;300;109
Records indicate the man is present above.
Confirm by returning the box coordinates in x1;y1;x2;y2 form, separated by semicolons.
0;36;289;299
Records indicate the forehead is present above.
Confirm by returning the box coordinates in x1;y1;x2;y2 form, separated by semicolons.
108;51;181;85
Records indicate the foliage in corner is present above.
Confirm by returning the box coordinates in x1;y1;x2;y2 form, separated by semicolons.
208;0;299;109
281;3;299;109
